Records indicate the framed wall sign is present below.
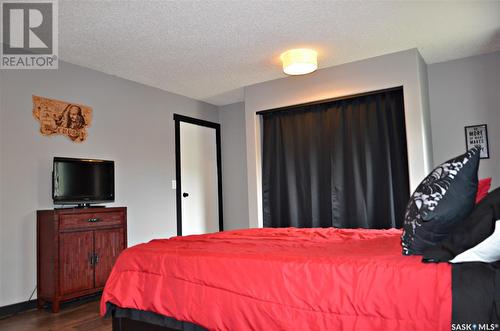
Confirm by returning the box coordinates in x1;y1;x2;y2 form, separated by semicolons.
465;124;489;159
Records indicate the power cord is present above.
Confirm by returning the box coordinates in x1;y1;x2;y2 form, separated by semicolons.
27;286;37;302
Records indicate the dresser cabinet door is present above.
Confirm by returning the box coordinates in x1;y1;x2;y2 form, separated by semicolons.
59;231;94;295
94;228;124;288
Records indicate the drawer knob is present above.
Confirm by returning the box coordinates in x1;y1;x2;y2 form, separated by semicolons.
87;217;101;223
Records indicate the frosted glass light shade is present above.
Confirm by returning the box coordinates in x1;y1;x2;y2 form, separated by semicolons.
280;49;318;75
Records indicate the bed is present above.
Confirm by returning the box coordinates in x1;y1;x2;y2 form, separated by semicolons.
100;227;458;331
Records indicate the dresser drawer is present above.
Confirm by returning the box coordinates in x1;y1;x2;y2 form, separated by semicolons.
59;211;124;231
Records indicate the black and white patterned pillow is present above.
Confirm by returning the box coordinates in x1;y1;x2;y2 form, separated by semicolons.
401;146;481;255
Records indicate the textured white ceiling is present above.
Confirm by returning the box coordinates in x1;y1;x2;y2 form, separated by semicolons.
59;0;500;106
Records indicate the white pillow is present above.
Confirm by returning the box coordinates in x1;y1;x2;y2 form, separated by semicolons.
450;220;500;263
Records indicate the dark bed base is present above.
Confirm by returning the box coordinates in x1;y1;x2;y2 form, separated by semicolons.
112;316;180;331
107;303;207;331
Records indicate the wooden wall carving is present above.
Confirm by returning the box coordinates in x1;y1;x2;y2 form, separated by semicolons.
32;95;93;142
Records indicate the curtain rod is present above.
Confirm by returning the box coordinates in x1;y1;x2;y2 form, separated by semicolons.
256;86;404;116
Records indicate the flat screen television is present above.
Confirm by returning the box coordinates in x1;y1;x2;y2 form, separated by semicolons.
52;157;115;207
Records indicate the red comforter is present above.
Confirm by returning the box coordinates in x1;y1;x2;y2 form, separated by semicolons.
101;228;451;331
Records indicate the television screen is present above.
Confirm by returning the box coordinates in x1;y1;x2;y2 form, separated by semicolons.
53;157;115;205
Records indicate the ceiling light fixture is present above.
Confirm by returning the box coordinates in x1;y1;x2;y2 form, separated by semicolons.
280;48;318;75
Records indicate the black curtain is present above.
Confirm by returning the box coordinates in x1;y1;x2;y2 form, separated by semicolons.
261;88;410;229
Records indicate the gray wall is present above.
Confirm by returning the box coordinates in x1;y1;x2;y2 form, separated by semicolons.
428;51;500;188
0;61;218;306
218;102;249;230
417;52;434;168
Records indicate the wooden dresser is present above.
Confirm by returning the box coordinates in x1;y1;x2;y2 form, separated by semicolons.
37;207;127;313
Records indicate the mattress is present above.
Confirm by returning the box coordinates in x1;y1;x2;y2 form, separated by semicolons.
101;227;451;331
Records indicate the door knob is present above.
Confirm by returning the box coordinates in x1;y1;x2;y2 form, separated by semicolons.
182;192;189;198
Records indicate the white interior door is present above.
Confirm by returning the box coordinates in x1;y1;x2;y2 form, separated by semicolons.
179;121;220;235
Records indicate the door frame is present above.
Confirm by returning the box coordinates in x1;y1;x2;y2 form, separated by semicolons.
174;114;223;236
